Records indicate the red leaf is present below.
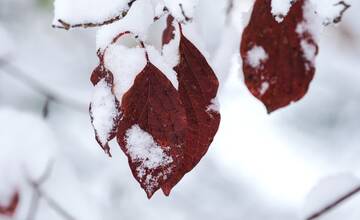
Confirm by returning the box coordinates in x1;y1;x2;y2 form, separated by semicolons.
162;15;175;46
90;53;121;156
116;62;187;198
0;191;19;217
240;0;318;113
161;27;221;195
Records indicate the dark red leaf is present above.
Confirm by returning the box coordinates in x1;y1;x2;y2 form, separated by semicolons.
116;62;187;198
0;191;19;217
240;0;318;113
162;15;175;46
161;27;221;195
90;53;121;157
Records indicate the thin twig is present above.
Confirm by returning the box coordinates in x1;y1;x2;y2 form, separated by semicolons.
52;0;137;30
0;59;87;113
322;1;351;26
305;185;360;220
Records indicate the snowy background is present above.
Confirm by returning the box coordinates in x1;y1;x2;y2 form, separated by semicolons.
0;0;360;219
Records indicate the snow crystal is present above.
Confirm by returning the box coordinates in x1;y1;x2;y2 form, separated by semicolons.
53;0;129;26
259;82;270;96
104;43;147;100
91;79;118;145
147;45;179;89
125;125;173;179
246;45;268;68
303;173;360;218
96;0;154;50
271;0;293;22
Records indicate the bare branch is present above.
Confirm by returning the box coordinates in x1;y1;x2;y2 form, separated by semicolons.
305;184;360;220
323;1;351;26
0;59;87;114
52;0;137;30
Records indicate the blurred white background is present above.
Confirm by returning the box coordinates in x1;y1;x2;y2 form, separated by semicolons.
0;0;360;219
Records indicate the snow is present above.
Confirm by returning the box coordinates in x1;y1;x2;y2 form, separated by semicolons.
146;45;179;89
300;40;317;66
207;98;220;113
104;43;147;100
163;0;199;22
125;125;173;180
246;45;268;68
0;25;13;57
303;173;360;219
271;0;293;22
312;0;351;25
90;79;119;146
259;81;269;96
53;0;130;26
96;0;154;51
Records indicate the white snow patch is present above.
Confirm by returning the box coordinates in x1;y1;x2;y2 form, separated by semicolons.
147;45;179;89
91;79;118;145
271;0;294;22
303;173;360;219
300;40;317;65
163;0;198;22
53;0;129;26
125;125;173;179
104;44;147;100
207;98;220;113
259;82;270;96
246;45;268;68
96;0;154;50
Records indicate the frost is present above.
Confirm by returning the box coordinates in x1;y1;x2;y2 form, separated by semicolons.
163;0;198;22
53;0;130;26
104;44;147;100
271;0;294;22
90;79;119;145
246;45;268;68
125;125;173;179
300;40;317;65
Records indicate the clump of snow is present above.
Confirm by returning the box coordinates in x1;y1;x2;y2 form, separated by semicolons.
163;0;198;22
300;40;317;65
303;173;360;219
125;125;173;180
146;45;179;89
259;81;270;96
96;0;154;51
271;0;294;22
162;19;181;68
311;0;350;25
246;45;268;68
104;43;147;100
90;79;119;145
53;0;129;26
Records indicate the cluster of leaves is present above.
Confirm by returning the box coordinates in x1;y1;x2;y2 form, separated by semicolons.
50;0;350;199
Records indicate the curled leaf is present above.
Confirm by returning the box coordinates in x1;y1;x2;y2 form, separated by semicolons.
240;0;318;113
90;53;121;156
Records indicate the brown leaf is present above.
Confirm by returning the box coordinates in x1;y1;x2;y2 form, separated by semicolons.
240;0;318;113
116;62;187;198
0;191;19;217
161;27;221;195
